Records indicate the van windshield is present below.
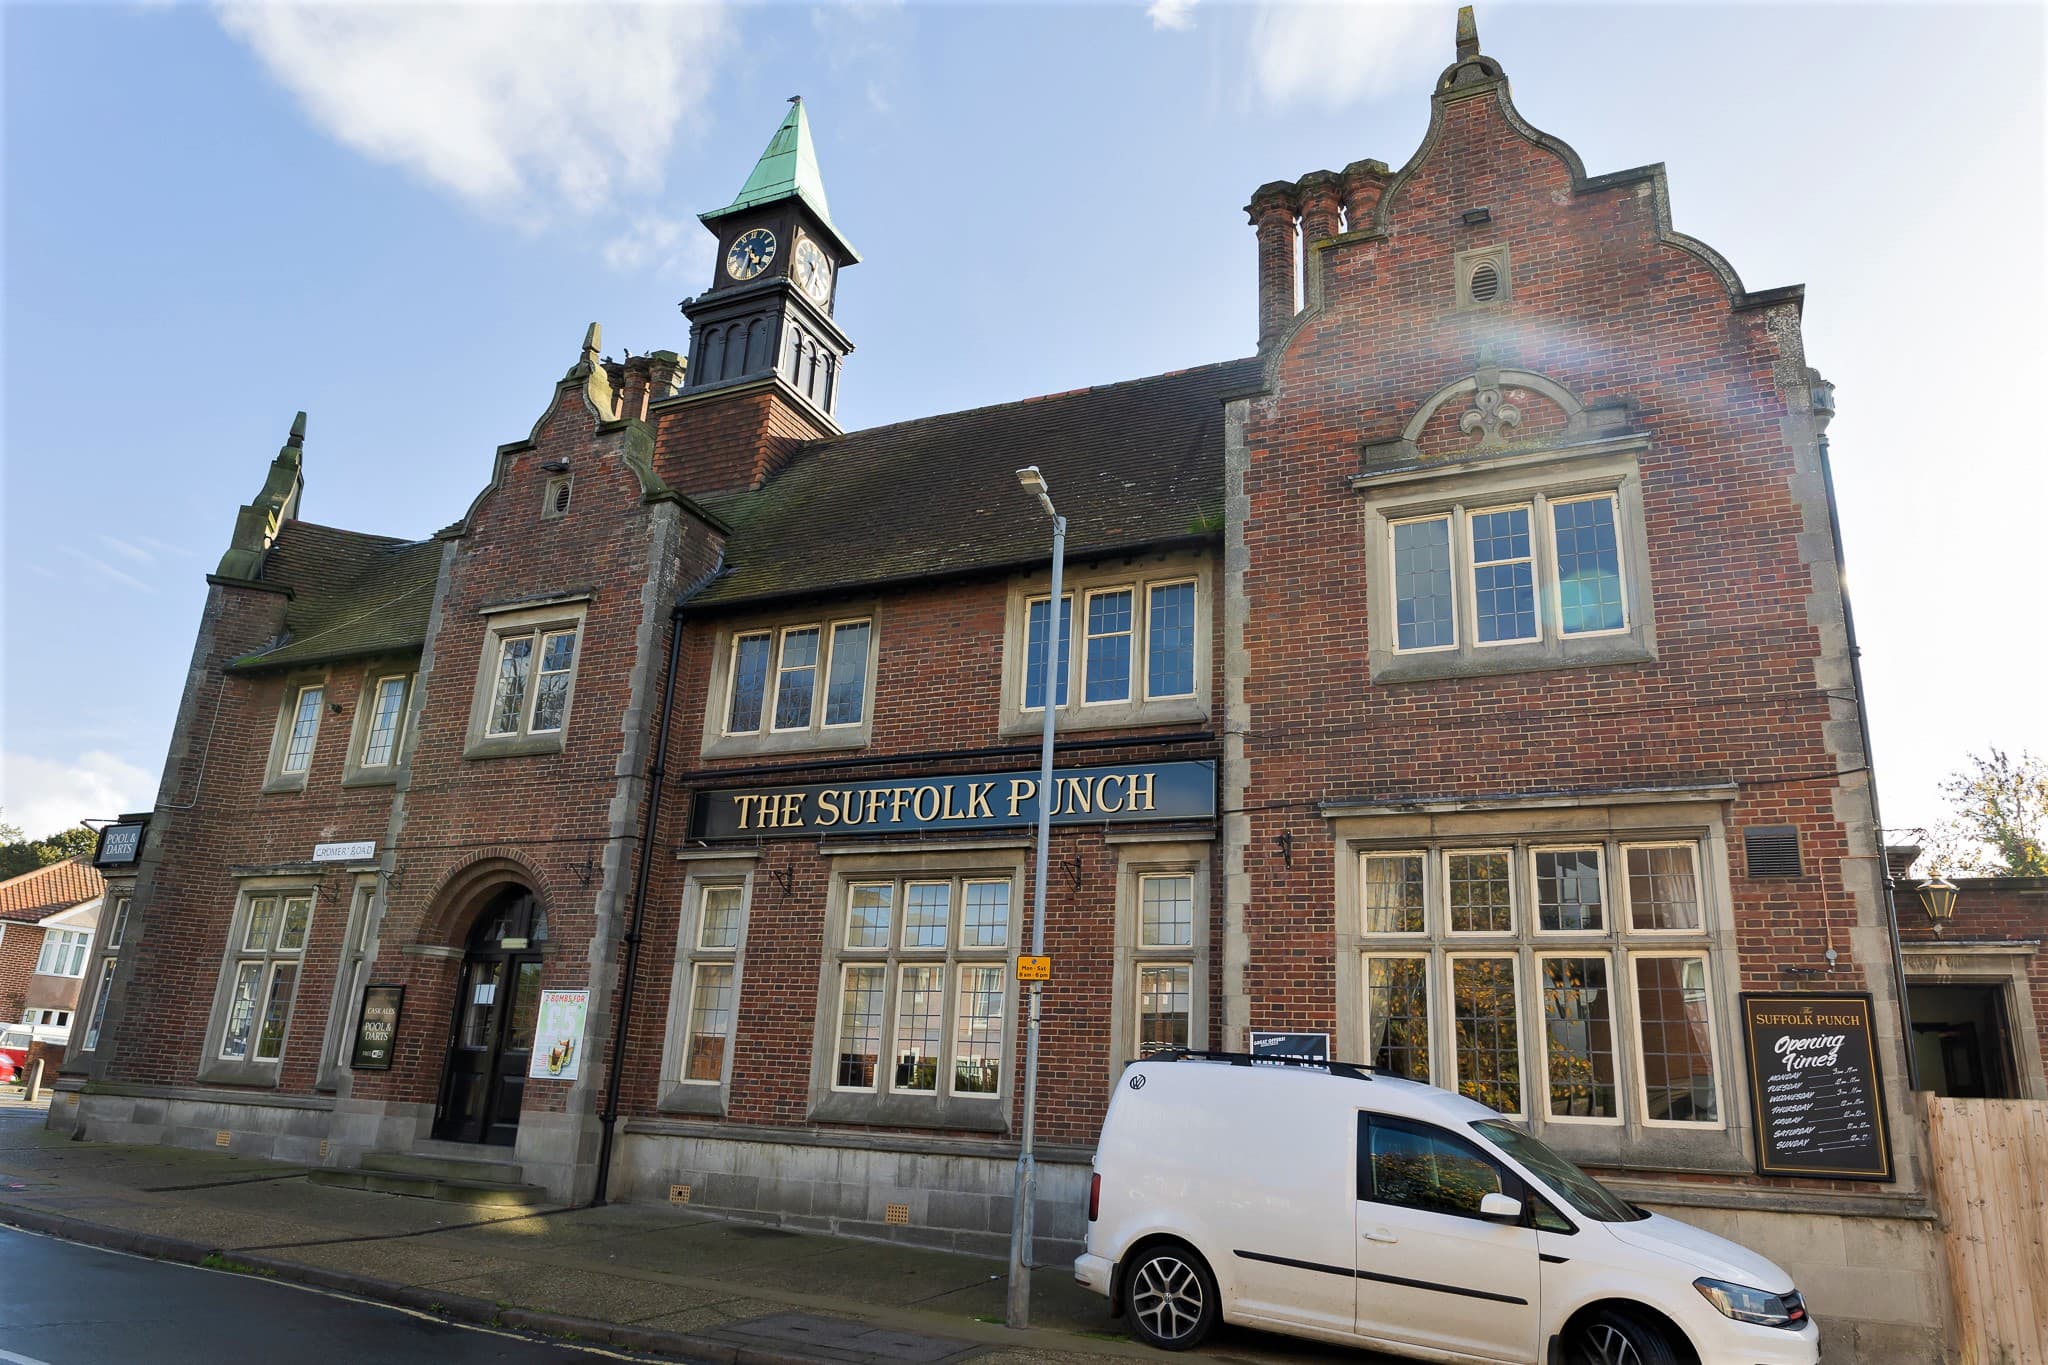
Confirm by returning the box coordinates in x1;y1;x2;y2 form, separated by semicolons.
1470;1119;1645;1223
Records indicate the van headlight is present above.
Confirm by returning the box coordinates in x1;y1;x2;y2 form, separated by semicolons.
1693;1278;1806;1329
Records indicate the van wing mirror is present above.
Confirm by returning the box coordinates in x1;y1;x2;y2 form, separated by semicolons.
1478;1192;1523;1223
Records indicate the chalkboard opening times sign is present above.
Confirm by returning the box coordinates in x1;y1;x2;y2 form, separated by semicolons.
1740;992;1893;1182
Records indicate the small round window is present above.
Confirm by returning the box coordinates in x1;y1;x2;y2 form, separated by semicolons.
1469;260;1502;303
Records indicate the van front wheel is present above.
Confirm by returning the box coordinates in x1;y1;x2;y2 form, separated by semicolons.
1123;1241;1219;1351
1565;1308;1681;1365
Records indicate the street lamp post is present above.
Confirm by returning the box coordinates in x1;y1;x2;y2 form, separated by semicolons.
1007;465;1065;1330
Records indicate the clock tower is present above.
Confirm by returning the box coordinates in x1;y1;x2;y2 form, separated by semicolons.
681;98;860;420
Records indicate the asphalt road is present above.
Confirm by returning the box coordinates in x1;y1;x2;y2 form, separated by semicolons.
0;1226;644;1364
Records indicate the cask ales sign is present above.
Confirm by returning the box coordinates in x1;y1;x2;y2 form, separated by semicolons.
350;985;403;1071
1739;992;1893;1181
689;760;1215;840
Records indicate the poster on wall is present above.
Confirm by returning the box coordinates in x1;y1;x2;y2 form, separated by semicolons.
529;989;589;1081
349;985;403;1071
1739;992;1894;1181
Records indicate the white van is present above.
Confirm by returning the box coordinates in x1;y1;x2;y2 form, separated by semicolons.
1075;1052;1818;1365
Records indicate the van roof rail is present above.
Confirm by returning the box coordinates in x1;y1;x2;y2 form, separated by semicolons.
1149;1048;1374;1082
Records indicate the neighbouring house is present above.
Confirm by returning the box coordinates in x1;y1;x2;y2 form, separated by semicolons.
0;856;106;1042
54;12;1946;1359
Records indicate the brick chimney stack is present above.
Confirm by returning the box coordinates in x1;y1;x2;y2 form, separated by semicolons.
1341;159;1391;233
1295;171;1343;308
1247;181;1301;348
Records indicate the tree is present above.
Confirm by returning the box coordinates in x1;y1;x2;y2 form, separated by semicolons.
1920;749;2048;878
0;824;99;880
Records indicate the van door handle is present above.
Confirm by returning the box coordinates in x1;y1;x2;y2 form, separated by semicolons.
1362;1228;1398;1244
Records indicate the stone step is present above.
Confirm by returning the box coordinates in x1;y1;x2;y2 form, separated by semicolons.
358;1151;527;1185
308;1166;551;1209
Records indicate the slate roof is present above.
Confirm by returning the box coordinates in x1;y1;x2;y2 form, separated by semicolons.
226;522;442;673
0;858;104;926
693;357;1259;608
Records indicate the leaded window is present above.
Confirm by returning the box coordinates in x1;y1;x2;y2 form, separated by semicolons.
218;891;313;1063
1552;494;1626;635
281;685;324;773
487;626;579;738
679;883;747;1086
1356;836;1723;1132
1022;573;1202;715
360;675;410;767
1391;516;1456;651
1470;506;1537;643
724;618;873;737
830;874;1012;1100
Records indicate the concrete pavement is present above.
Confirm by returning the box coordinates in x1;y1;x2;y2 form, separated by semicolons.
0;1094;1368;1365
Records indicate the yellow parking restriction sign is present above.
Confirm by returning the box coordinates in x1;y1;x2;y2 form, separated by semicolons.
1016;955;1052;982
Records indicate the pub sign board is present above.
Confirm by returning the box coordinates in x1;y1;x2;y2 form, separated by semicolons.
1739;992;1894;1181
350;984;403;1071
688;760;1215;841
93;820;146;867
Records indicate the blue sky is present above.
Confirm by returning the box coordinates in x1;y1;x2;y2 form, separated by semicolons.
3;1;2042;844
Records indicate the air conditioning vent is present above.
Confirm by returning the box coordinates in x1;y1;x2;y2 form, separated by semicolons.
1745;825;1803;878
1469;261;1501;302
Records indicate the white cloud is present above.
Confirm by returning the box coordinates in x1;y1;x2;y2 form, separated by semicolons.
61;547;155;594
1250;1;1444;108
1;750;155;840
216;2;733;218
1147;0;1197;32
602;213;715;282
98;534;153;564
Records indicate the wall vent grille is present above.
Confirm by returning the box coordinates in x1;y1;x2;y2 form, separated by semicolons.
1745;825;1803;878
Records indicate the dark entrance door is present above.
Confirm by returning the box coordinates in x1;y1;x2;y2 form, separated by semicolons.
1909;981;2018;1100
434;888;549;1145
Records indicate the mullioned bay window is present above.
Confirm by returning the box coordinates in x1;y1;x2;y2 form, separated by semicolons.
1332;791;1746;1171
701;608;880;758
999;558;1212;737
808;853;1020;1131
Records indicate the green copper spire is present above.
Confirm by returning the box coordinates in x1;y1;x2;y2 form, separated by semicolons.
700;97;859;261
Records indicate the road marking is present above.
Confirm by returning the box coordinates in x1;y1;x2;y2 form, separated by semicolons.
0;1348;57;1365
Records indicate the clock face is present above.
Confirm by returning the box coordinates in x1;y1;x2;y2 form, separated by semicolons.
794;238;832;304
725;227;777;281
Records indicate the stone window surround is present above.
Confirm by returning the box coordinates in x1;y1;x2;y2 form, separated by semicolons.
339;661;419;788
260;671;330;794
805;843;1026;1133
996;554;1213;740
1901;940;2047;1102
75;882;133;1054
658;853;759;1117
1106;832;1213;1080
698;601;881;760
196;875;319;1088
463;595;590;760
314;873;382;1093
1356;439;1658;685
1328;788;1752;1174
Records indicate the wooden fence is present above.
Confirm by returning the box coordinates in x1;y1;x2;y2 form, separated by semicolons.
1926;1096;2048;1364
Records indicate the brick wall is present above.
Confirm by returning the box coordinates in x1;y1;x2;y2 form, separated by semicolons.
0;925;35;1023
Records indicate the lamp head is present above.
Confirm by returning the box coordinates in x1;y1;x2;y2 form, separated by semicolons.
1015;465;1056;518
1916;875;1960;935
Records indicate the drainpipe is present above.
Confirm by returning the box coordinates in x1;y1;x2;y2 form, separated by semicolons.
592;581;701;1205
1816;427;1917;1090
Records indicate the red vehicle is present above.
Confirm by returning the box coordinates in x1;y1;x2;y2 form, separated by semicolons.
0;1025;67;1083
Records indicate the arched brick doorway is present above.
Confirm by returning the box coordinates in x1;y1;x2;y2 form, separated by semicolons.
432;886;550;1145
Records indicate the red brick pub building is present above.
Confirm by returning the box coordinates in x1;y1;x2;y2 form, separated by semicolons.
54;19;1945;1358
